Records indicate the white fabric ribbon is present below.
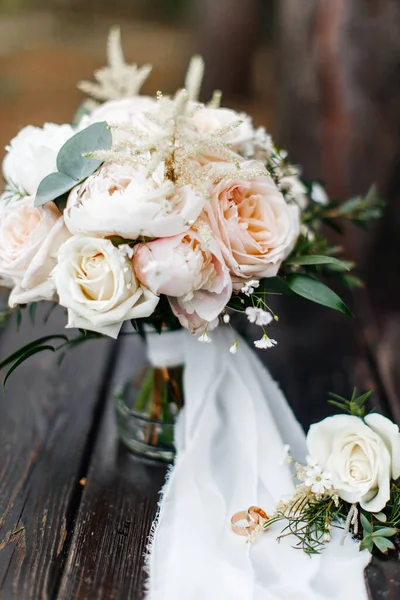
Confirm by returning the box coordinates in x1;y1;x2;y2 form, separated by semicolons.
145;328;371;600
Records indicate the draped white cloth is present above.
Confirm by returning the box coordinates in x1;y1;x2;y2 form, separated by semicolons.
145;328;371;600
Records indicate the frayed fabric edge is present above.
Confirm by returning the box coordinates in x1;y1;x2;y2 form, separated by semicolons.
143;462;176;597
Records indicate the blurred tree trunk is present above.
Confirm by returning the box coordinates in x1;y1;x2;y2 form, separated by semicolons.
197;0;260;100
278;0;400;198
277;0;400;306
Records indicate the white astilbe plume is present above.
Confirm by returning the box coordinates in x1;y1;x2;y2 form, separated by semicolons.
88;83;266;197
185;55;205;102
78;27;152;101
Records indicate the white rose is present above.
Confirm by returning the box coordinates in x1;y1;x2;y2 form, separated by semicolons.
64;162;205;240
0;197;70;306
3;123;74;197
190;105;254;157
307;414;400;512
54;236;159;338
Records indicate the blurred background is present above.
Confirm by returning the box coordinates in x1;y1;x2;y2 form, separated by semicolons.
0;0;399;419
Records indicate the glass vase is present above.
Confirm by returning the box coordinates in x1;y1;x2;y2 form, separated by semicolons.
114;330;184;462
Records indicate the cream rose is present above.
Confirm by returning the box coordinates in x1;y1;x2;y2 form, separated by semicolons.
3;123;74;197
134;227;232;333
307;414;400;512
53;236;159;338
64;162;205;241
189;105;254;158
203;161;300;283
0;197;70;306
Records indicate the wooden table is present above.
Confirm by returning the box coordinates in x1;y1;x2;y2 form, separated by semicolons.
0;290;399;599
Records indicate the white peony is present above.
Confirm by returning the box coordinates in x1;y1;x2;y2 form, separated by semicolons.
80;96;160;140
64;162;205;240
2;123;74;197
307;414;400;512
53;236;159;338
189;105;254;158
0;197;70;306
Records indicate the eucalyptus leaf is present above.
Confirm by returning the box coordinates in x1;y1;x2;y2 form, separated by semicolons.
286;274;353;316
285;255;350;270
35;172;77;207
34;122;112;208
56;121;112;181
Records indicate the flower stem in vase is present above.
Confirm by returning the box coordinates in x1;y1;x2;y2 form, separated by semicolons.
115;360;184;463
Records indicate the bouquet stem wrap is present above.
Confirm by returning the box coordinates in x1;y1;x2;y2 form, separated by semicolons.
145;328;370;600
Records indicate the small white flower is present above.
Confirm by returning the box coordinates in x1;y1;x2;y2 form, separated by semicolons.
279;444;291;465
198;332;212;343
241;280;260;297
306;455;319;468
223;313;230;324
305;465;332;495
254;334;278;349
311;183;329;205
229;341;238;354
323;531;331;543
245;306;273;326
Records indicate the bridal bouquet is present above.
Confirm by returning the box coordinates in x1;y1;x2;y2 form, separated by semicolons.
249;391;400;556
0;28;382;376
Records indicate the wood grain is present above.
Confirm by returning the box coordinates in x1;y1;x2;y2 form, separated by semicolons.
0;306;115;600
57;333;167;600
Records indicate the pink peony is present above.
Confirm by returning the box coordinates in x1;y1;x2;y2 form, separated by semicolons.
134;227;232;333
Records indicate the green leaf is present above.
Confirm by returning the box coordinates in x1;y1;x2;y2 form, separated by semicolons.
53;192;69;214
360;513;373;534
57;121;112;181
373;512;387;523
3;345;56;390
372;536;396;554
0;334;68;371
285;255;350;270
35;172;77;207
262;276;295;296
285;274;353;316
28;303;37;325
34;122;112;208
373;527;398;538
360;534;374;552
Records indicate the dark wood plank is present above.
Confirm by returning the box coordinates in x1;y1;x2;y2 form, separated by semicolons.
57;333;167;600
0;305;115;599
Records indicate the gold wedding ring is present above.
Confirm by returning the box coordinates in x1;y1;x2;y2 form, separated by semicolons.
231;506;269;536
247;505;269;524
231;510;257;536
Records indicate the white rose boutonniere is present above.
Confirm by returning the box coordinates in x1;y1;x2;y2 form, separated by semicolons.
307;413;400;512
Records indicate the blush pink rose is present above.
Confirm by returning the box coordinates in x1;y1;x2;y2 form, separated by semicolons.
203;161;300;283
134;227;232;333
